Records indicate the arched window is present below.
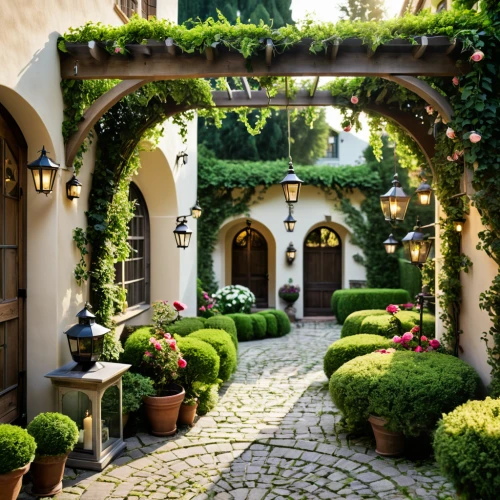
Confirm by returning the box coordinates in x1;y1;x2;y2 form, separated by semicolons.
115;183;150;309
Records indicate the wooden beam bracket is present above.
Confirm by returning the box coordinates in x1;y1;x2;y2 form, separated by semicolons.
413;36;428;59
328;40;340;61
240;77;252;99
310;76;320;98
88;41;108;62
265;39;273;67
165;37;176;56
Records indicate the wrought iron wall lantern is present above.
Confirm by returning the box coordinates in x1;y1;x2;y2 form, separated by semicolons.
286;242;297;264
415;179;433;206
402;218;433;267
27;146;60;195
283;204;296;232
383;234;399;255
453;218;466;233
66;174;83;200
175;151;188;167
173;200;202;249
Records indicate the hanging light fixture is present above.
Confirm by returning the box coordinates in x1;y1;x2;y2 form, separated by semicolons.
415;171;432;206
66;174;83;200
286;242;297;264
173;217;192;249
27;146;60;195
283;204;296;232
280;107;303;203
191;200;202;219
380;174;411;222
383;234;399;255
453;218;466;233
402;218;433;267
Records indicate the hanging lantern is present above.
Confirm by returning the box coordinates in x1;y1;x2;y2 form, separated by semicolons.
380;174;411;222
415;180;432;205
191;200;202;219
453;218;466;233
27;146;60;195
173;217;192;249
280;161;303;203
283;205;296;232
402;219;433;266
383;234;399;254
286;242;297;264
66;174;83;200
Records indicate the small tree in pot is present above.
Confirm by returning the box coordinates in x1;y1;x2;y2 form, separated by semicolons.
27;413;78;497
0;424;36;500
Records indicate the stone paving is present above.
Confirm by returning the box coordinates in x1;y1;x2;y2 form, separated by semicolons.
23;322;455;500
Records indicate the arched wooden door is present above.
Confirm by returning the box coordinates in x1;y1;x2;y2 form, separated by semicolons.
0;105;26;423
304;227;342;316
232;226;268;308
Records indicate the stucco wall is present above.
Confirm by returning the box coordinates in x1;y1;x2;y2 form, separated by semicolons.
212;185;367;319
316;131;367;167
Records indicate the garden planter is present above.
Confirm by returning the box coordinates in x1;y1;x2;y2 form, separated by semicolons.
144;384;185;436
178;401;198;427
30;454;68;497
0;463;31;500
279;292;299;305
368;415;405;456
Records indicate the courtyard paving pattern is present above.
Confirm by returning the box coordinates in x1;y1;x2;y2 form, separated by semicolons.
24;323;455;500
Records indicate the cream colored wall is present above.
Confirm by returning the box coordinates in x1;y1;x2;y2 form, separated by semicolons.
213;185;367;318
0;0;182;420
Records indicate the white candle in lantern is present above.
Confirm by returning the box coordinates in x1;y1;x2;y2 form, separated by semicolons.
83;410;93;450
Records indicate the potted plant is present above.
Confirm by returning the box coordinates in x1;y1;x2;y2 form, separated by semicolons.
0;424;36;500
27;413;78;497
177;393;199;427
122;372;155;429
278;278;300;305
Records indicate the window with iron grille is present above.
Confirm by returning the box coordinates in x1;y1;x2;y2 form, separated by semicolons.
142;0;157;19
115;183;150;308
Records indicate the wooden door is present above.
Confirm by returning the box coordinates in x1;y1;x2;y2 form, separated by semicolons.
0;105;26;423
232;227;268;308
304;227;342;316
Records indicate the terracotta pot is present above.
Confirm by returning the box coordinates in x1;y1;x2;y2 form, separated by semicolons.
178;401;198;427
368;415;405;457
30;453;68;497
0;463;31;500
144;384;185;436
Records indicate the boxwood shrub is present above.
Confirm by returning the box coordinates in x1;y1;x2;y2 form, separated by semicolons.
226;313;254;342
120;327;155;367
194;382;219;416
250;314;267;339
258;310;291;336
433;397;500;500
261;313;278;337
204;316;238;348
176;337;220;385
189;329;237;381
329;351;479;437
341;310;387;338
324;334;393;379
0;424;36;474
27;413;79;457
168;318;205;337
331;289;411;324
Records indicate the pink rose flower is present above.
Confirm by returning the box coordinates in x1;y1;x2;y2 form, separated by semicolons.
144;350;152;358
446;127;456;139
393;336;402;344
164;332;172;339
199;305;206;312
403;303;414;310
470;50;484;62
343;124;352;132
173;301;187;312
203;293;209;299
169;339;177;350
207;304;213;309
421;336;428;342
452;76;459;86
411;326;420;334
351;96;359;104
470;132;482;143
416;304;421;310
150;337;157;344
402;332;414;343
430;339;440;349
415;345;423;353
114;47;121;54
178;358;187;368
386;304;400;314
154;342;162;351
425;105;433;115
452;151;460;161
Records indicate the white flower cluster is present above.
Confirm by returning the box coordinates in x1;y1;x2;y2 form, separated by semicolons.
213;285;256;314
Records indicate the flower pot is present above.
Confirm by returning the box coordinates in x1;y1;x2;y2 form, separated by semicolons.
368;415;405;457
0;463;31;500
178;401;198;427
144;384;185;436
30;454;68;497
279;292;300;305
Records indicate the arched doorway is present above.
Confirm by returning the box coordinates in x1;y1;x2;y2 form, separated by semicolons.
0;104;26;423
304;226;342;316
232;225;268;308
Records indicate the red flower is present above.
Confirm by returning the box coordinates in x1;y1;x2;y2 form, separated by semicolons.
144;351;152;358
173;301;187;312
430;339;440;349
421;336;428;342
452;76;459;86
154;342;162;351
470;50;484;62
343;124;352;132
351;96;359;104
178;358;187;368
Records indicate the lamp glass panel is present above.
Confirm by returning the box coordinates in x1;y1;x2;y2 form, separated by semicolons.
31;169;42;192
78;338;93;357
62;391;93;452
454;221;464;232
42;169;56;192
93;336;104;361
69;338;78;353
101;385;121;453
69;184;82;199
417;192;431;205
286;251;296;261
284;220;295;232
282;183;300;203
385;244;398;255
192;208;201;219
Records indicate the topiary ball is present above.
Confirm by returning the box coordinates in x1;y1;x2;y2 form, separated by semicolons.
433;397;500;500
176;337;220;385
261;313;278;337
0;424;36;474
27;413;79;457
168;318;205;337
226;313;254;342
258;310;290;336
204;316;238;348
330;351;479;437
120;327;155;367
341;310;387;338
324;334;393;379
250;314;267;340
189;329;237;381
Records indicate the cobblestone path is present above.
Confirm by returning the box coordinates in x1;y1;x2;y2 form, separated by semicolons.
25;323;455;500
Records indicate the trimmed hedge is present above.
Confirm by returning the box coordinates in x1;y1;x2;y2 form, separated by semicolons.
330;351;479;437
204;316;238;348
331;289;411;324
120;327;155;367
261;313;278;337
399;258;422;299
0;424;36;474
168;318;206;337
189;329;237;381
324;334;393;379
340;310;387;338
27;413;78;457
226;313;254;342
250;314;267;339
258;310;291;336
433;397;500;500
356;311;435;338
176;337;220;385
